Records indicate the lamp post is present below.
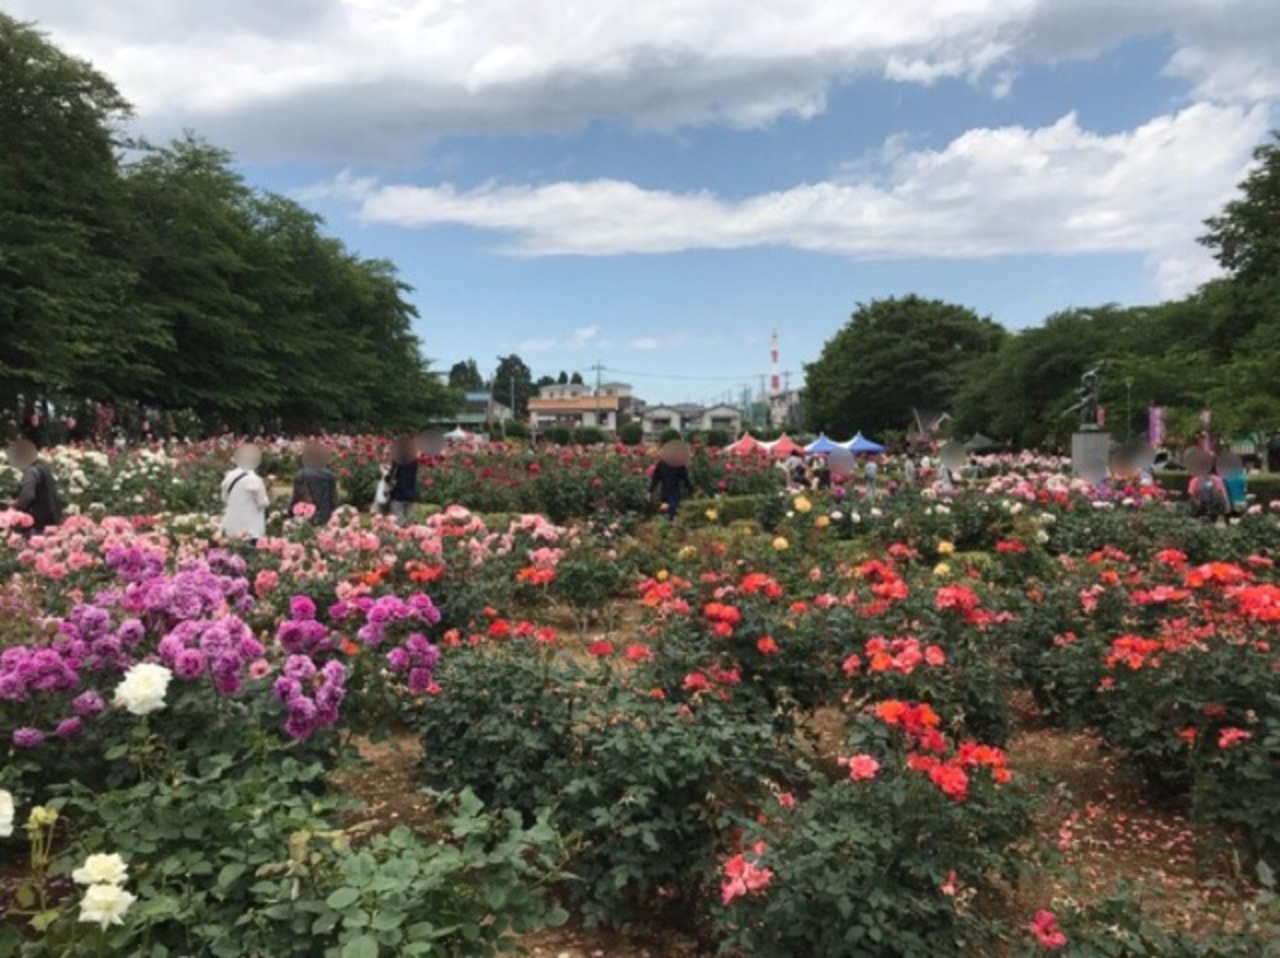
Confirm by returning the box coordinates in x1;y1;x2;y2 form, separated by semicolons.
1124;377;1134;442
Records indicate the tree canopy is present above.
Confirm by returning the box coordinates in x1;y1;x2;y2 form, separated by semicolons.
804;296;1006;437
0;15;453;440
448;359;486;392
955;134;1280;449
493;355;534;418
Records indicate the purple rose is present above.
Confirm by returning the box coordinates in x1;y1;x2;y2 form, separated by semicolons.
174;648;207;680
13;727;44;748
72;690;106;716
55;717;83;739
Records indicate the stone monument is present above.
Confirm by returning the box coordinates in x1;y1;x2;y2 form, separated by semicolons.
1067;364;1110;481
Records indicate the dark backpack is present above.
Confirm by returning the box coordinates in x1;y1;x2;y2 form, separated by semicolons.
1193;477;1227;517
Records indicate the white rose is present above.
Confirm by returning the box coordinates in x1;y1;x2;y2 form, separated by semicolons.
0;789;14;838
73;853;129;887
113;663;173;716
79;883;136;930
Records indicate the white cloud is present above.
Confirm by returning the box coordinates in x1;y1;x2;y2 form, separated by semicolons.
330;103;1268;295
8;0;1278;156
515;325;602;353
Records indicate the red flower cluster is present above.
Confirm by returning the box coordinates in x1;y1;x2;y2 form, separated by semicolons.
1030;909;1067;950
704;602;743;636
740;572;783;599
864;635;945;675
721;842;773;906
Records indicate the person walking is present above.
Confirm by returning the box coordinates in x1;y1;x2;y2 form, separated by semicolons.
220;443;270;538
5;439;62;533
650;441;694;521
386;436;419;525
863;457;879;499
290;442;338;525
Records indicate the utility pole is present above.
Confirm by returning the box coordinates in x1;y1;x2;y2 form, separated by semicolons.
590;361;605;430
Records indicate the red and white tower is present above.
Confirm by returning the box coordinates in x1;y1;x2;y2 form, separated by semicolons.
770;330;780;396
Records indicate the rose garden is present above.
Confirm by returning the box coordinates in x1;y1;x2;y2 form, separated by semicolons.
2;440;1279;957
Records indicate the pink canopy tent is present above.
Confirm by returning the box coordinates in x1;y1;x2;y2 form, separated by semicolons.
727;432;767;457
769;435;805;459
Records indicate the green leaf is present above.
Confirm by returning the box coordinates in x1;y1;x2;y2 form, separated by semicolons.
326;887;362;910
341;934;379;958
217;863;247;889
371;910;405;932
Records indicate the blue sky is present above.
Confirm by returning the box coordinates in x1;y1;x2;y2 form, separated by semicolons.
14;1;1280;404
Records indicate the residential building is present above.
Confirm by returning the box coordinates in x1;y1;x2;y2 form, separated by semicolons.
641;405;686;438
641;403;744;438
439;390;513;431
768;389;805;430
696;404;743;435
528;381;639;433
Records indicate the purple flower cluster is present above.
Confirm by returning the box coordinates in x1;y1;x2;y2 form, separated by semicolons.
156;616;266;695
385;632;441;694
275;596;330;655
123;562;252;626
273;657;345;740
104;545;165;584
335;594;441;648
58;603;145;672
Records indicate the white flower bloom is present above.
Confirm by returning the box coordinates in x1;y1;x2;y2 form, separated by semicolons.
0;789;14;838
113;663;173;716
79;883;136;930
73;853;129;887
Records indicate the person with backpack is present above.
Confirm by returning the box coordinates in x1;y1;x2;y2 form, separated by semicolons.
5;438;62;534
220;443;270;538
1188;466;1229;520
290;442;338;525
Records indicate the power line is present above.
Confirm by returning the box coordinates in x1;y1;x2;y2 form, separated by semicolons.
600;365;764;383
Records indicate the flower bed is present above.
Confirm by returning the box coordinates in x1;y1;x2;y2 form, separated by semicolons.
2;463;1279;955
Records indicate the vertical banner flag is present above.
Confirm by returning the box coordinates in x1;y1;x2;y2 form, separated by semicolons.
1148;407;1165;447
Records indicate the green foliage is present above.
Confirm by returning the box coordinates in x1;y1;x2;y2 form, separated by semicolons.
446;359;485;392
573;426;606;445
0;16;454;438
805;296;1006;437
660;428;682;444
716;771;1030;958
618;421;644;446
492;356;534;420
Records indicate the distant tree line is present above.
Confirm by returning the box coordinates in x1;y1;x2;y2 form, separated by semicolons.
0;15;454;442
806;131;1280;450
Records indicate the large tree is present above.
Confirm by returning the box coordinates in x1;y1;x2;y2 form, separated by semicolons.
805;296;1006;438
448;359;485;391
493;355;534;418
0;15;167;419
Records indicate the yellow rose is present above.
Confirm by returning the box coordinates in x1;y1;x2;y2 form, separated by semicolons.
772;536;790;552
27;805;58;830
933;563;951;577
678;546;698;561
705;509;719;522
937;540;956;556
656;569;669;582
792;496;812;514
814;515;831;529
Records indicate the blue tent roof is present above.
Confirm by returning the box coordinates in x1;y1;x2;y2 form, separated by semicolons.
805;434;842;454
845;432;886;454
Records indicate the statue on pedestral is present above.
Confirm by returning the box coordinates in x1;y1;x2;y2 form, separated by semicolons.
1065;363;1105;430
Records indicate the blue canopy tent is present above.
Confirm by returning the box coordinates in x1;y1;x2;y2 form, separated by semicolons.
805;434;842;455
845;432;886;454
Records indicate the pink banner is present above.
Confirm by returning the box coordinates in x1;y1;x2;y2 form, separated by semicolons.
1148;406;1165;447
